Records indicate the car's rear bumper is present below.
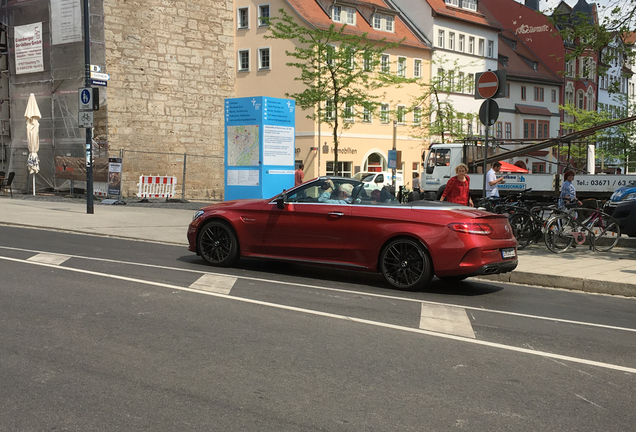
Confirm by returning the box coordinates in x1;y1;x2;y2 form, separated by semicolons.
472;259;518;276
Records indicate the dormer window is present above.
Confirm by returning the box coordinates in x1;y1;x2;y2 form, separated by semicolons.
372;13;394;32
446;0;477;11
332;5;356;25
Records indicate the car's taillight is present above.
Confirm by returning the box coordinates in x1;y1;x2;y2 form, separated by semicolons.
448;222;493;235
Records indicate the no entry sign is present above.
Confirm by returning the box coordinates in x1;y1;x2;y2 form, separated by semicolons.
477;71;499;99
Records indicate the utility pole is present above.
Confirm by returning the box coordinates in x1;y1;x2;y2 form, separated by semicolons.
392;120;397;191
83;0;93;214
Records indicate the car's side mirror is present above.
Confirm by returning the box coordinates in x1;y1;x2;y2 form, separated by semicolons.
276;193;287;209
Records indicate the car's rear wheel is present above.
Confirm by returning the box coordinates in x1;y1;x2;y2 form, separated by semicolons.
198;220;239;267
380;238;432;291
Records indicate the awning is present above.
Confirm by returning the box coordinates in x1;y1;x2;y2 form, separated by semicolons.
515;104;553;116
500;161;529;173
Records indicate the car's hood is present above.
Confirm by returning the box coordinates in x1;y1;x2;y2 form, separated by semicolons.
610;185;636;202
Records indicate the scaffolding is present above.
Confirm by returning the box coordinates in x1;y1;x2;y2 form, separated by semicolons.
0;0;106;194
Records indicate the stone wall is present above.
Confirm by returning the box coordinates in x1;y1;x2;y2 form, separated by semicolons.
103;0;234;200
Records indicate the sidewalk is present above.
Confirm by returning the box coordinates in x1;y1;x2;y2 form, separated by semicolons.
1;194;635;297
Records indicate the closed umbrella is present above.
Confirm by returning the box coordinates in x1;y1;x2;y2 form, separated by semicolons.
25;93;41;195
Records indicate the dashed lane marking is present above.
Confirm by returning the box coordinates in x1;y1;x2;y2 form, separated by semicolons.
27;253;71;266
420;304;475;338
1;254;636;375
189;274;237;295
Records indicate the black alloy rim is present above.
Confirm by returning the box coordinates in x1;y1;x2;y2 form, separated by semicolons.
200;225;233;263
383;241;425;287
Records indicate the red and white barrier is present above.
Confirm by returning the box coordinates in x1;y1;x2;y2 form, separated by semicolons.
137;175;177;198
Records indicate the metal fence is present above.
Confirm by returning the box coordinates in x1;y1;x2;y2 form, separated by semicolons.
116;149;225;201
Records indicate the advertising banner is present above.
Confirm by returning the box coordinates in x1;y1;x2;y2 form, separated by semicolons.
55;156;108;182
15;23;44;74
108;157;123;196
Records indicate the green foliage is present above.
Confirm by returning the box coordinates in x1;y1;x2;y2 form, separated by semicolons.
264;9;411;175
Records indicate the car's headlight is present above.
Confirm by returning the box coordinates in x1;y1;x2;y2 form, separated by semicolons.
192;210;205;221
622;192;636;202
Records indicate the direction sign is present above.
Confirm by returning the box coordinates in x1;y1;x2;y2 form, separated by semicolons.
91;79;108;87
90;65;102;72
90;71;110;81
477;71;499;99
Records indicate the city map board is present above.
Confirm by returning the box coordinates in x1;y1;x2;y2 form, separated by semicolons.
224;97;296;200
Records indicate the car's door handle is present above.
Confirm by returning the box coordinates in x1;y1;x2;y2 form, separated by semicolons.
328;212;345;218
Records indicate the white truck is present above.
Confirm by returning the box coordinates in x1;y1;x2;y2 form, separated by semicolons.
423;142;635;201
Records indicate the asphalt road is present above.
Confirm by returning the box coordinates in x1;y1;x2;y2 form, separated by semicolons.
1;226;635;431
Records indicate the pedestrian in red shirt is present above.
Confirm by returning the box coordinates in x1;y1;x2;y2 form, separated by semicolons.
440;163;473;206
295;163;304;186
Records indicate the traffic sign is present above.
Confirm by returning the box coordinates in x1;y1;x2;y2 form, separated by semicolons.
79;87;93;110
479;99;499;126
91;79;108;87
78;110;94;128
477;71;499;99
90;71;110;81
90;65;102;72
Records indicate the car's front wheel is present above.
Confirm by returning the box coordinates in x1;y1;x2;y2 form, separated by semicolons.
198;220;239;267
380;238;432;291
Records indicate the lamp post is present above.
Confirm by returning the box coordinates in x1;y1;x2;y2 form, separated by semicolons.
83;0;93;213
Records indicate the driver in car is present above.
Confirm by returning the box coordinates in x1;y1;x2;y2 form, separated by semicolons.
319;180;353;204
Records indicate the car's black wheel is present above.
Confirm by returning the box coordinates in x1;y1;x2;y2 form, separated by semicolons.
380;238;432;291
197;220;239;267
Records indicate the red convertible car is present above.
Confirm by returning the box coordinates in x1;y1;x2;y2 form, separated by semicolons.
187;177;518;290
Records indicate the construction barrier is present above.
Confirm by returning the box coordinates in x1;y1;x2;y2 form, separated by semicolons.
94;182;108;197
137;175;177;198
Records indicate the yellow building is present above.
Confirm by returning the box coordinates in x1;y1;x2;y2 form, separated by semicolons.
234;0;431;187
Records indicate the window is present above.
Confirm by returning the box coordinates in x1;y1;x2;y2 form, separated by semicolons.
438;30;445;48
449;32;455;50
487;40;494;58
258;4;270;27
448;70;455;91
381;54;390;73
566;59;575;77
523;120;536;138
238;49;250;72
380;104;389;124
478;39;484;56
397;105;406;124
344;101;354;123
373;13;394;32
326;44;336;66
468;37;474;54
326;161;353;178
345;47;355;69
577;91;584;110
532;162;546;173
551;89;557;103
258;47;270;70
462;0;477;11
458;34;465;52
445;0;459;6
332;6;356;25
237;7;249;29
534;87;544;102
363;52;372;71
467;73;474;94
521;86;526;100
458;72;464;92
413;107;421;125
325;99;334;120
397;57;406;77
363;106;372;123
538;120;549;139
494;122;502;139
505;122;512;139
414;59;422;78
506;83;510;98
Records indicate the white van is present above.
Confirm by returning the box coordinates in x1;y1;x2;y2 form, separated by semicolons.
353;171;404;192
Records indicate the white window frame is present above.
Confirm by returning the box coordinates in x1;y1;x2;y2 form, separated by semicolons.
373;13;394;32
332;5;356;25
237;6;249;29
381;54;390;73
384;15;394;32
258;47;270;71
362;105;372;123
380;103;390;124
487;40;494;58
397;105;406;125
478;38;484;56
463;0;477;11
325;99;335;120
438;30;445;48
458;34;465;52
238;49;250;72
344;101;355;123
468;36;474;54
373;14;381;30
258;4;270;27
414;58;422;78
413;107;421;125
397;56;407;77
448;32;455;51
446;0;459;6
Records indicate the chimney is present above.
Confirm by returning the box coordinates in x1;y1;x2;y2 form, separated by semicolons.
525;0;540;11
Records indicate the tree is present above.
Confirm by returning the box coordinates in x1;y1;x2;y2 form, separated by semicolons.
265;9;410;175
408;57;478;143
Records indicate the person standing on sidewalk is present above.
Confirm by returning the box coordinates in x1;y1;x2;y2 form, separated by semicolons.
486;161;505;200
295;163;305;187
558;170;582;209
440;163;473;206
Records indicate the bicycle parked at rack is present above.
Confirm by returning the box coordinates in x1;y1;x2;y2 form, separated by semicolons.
544;203;621;253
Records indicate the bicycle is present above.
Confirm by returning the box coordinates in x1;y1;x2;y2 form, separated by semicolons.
507;204;559;249
544;204;621;253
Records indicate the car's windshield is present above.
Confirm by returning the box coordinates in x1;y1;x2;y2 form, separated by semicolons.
281;178;362;204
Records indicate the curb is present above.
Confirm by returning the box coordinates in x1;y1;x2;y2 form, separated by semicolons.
478;272;636;297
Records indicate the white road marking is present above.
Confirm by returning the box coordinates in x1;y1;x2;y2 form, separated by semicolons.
1;246;635;334
420;304;475;338
189;274;236;295
1;254;635;375
27;253;71;266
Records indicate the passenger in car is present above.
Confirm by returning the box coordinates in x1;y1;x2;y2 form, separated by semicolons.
370;189;382;204
319;180;353;204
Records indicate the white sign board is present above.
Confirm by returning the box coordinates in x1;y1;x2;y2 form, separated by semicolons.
15;23;44;74
90;71;110;81
227;169;260;186
78;87;93;110
574;175;636;193
51;0;82;45
78;111;94;128
263;125;294;166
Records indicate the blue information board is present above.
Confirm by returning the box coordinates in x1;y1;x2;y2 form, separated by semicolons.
224;97;296;201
